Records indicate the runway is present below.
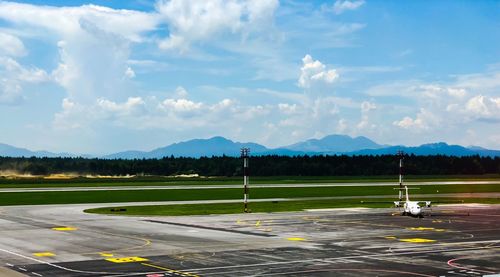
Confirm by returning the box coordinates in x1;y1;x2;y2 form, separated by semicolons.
1;180;498;192
0;203;499;276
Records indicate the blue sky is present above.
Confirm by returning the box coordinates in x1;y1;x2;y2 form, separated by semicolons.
0;0;499;154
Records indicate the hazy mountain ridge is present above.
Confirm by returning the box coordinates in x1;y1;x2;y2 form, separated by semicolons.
1;136;499;158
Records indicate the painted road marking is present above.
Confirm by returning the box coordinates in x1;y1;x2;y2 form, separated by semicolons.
255;220;261;227
408;227;446;232
399;238;436;243
287;237;306;241
384;236;397;239
106;256;148;263
52;227;77;231
146;274;165;277
99;253;113;257
141;262;199;277
33;252;55;257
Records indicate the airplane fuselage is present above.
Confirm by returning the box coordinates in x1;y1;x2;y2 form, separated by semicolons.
403;201;422;217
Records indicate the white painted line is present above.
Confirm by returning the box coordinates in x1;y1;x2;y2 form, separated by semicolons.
32;272;43;277
18;267;27;271
0;248;147;276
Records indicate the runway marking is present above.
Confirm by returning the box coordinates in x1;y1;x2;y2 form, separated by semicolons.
141;262;200;277
384;236;397;239
80;230;152;256
0;247;130;275
106;256;149;263
33;252;55;257
407;227;446;232
399;238;436;243
287;237;306;241
255;220;261;227
255;268;436;277
99;252;114;257
447;257;496;274
180;243;500;273
52;226;77;231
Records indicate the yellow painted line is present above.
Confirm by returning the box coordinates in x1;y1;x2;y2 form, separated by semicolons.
384;236;397;239
399;238;436;243
141;262;199;277
408;227;435;231
287;237;306;241
106;256;149;263
33;252;55;257
408;227;447;232
432;220;443;223
52;226;77;231
255;220;261;227
99;252;114;257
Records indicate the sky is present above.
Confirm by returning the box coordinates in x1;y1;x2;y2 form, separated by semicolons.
0;0;499;155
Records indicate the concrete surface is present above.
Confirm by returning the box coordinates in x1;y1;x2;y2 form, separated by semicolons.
0;203;499;276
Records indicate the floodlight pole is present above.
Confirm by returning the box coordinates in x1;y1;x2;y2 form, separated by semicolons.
397;150;404;201
241;148;250;213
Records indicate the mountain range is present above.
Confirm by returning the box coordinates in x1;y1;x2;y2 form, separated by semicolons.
1;135;499;158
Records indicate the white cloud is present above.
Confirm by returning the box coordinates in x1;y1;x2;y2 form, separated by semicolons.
357;101;377;130
278;103;298;115
327;0;365;15
393;108;440;131
174;86;189;99
0;2;160;106
0;57;49;104
465;95;500;119
0;2;158;42
155;0;279;51
0;32;26;57
160;98;203;113
97;97;145;115
298;54;339;89
125;67;135;78
360;100;376;113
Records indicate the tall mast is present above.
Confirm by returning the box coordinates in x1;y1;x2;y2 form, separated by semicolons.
397;150;404;201
241;148;250;213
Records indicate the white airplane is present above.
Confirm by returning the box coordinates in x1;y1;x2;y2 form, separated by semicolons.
394;186;431;218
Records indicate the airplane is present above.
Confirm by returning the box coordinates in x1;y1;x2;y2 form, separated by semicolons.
393;151;431;218
393;185;431;218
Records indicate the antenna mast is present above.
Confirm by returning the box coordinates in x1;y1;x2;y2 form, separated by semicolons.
397;150;404;201
241;148;250;213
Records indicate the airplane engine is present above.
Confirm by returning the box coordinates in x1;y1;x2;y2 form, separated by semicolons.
425;201;431;208
394;201;401;207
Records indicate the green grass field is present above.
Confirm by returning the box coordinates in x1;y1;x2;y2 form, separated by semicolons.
0;175;498;216
85;197;500;216
0;174;499;188
0;183;498;206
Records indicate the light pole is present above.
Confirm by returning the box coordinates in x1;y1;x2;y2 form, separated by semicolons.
241;148;250;213
397;150;404;201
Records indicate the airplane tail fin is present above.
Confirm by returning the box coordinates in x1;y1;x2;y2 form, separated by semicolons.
405;186;410;202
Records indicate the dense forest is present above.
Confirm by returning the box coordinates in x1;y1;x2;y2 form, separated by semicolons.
0;155;499;177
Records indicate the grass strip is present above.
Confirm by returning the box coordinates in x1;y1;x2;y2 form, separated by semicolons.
85;197;500;216
0;175;499;188
0;184;499;206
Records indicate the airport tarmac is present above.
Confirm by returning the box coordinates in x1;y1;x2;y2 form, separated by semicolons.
0;203;499;276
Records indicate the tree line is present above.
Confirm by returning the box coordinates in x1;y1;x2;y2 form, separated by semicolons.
0;155;499;177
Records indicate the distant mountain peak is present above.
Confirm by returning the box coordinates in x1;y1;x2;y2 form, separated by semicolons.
2;134;500;159
285;134;383;153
